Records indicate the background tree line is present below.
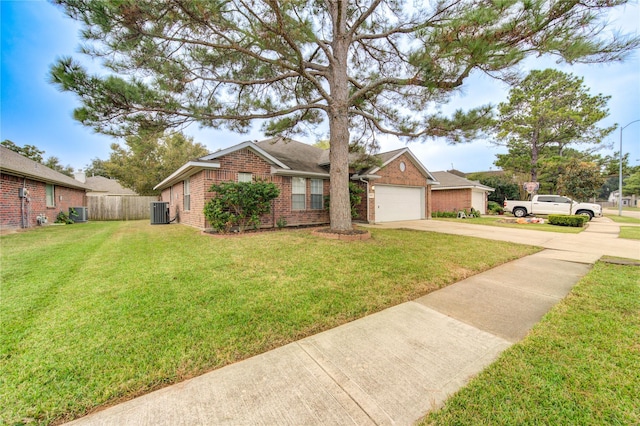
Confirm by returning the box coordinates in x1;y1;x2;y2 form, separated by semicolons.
2;139;75;177
469;68;640;203
2;132;208;196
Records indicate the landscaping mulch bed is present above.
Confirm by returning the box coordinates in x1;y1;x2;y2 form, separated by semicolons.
202;225;371;241
312;227;371;241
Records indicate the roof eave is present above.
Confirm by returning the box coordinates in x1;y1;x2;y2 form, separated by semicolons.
350;174;381;180
432;185;494;192
154;161;220;190
0;168;88;191
366;148;437;182
271;167;330;178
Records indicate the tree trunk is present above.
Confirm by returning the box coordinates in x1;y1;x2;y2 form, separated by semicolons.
327;0;352;232
530;129;539;183
328;111;352;231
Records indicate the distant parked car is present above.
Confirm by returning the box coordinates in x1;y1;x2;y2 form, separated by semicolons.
503;195;602;221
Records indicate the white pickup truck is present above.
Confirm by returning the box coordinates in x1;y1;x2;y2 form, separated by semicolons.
503;195;602;220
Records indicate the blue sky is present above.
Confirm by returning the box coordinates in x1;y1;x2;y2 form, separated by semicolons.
1;0;639;174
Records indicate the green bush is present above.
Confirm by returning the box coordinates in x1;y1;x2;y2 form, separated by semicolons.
468;208;481;218
548;215;588;227
487;201;504;214
55;209;75;224
203;180;280;233
276;216;287;229
432;211;458;218
324;182;364;219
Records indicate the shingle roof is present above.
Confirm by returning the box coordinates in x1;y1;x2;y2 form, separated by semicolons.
431;171;494;191
0;146;88;190
86;176;137;195
156;137;436;189
255;137;328;174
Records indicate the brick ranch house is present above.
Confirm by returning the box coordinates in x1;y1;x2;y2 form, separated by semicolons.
1;145;88;231
154;137;439;230
430;171;494;215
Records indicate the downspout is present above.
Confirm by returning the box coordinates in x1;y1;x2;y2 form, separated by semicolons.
22;178;28;228
359;178;369;223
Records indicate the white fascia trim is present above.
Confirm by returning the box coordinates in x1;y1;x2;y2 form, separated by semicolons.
271;167;330;178
432;185;495;192
201;141;290;170
154;161;220;190
369;148;437;182
350;174;381;180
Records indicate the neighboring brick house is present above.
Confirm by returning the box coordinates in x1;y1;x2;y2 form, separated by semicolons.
154;137;438;230
0;146;88;231
430;171;494;215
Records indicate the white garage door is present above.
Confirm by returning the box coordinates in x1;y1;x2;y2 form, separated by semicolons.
472;190;486;214
375;185;424;222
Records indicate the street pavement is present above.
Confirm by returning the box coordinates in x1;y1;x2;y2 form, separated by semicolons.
66;216;638;425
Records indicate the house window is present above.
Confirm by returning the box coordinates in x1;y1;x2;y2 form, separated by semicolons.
238;172;252;183
292;177;306;210
310;179;323;210
184;179;190;211
46;184;55;207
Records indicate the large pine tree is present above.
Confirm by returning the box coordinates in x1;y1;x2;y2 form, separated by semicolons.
494;69;616;183
50;0;638;230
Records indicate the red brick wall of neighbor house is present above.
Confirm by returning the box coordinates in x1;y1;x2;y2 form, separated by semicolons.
161;148;330;230
431;188;472;213
1;173;86;229
362;154;432;222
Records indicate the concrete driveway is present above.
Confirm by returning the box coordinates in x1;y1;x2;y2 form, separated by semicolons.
366;216;640;262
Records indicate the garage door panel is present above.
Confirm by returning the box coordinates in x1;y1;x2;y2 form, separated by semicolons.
472;190;485;214
375;185;423;222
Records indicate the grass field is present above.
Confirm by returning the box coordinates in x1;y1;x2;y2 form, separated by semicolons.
424;260;640;425
0;221;539;425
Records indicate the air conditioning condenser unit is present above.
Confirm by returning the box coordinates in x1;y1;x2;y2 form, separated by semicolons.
70;207;88;223
150;202;170;225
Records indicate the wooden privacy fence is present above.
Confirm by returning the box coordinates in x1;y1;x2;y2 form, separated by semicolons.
87;196;159;221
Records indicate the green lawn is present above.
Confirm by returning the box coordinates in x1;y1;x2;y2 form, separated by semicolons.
0;221;539;425
424;260;640;425
605;214;640;224
434;216;584;233
619;226;640;240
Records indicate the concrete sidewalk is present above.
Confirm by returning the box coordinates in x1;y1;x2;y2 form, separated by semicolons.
67;218;636;425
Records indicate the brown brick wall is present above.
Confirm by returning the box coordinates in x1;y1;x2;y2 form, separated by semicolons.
217;148;273;174
359;154;432;222
374;154;428;186
431;189;472;213
1;173;87;230
159;149;330;230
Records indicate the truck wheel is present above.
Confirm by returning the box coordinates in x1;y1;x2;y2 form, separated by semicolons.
513;207;527;218
576;210;593;221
